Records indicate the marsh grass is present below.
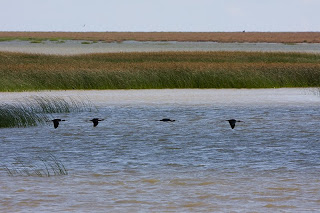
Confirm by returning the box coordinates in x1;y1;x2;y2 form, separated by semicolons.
3;154;68;177
0;96;96;128
81;41;92;44
1;32;320;43
0;36;68;43
0;51;320;90
0;37;16;42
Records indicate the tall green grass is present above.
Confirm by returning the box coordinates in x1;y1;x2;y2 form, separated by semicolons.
0;96;95;128
0;103;47;128
1;51;320;91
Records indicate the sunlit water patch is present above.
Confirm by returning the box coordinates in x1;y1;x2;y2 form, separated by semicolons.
0;89;320;212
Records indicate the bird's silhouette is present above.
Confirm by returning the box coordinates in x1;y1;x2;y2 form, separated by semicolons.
90;118;104;127
52;119;65;129
158;118;175;122
226;119;243;129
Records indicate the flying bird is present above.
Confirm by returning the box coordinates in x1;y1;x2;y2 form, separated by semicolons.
52;119;65;129
226;119;243;129
158;118;175;122
90;118;104;127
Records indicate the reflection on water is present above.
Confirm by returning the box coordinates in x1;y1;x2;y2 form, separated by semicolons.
1;89;320;212
1;40;320;55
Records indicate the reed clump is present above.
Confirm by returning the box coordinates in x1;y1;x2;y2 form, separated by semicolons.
0;96;95;128
1;51;320;91
0;103;47;128
29;96;95;113
3;154;68;177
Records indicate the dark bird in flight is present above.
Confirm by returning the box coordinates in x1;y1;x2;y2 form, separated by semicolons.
226;119;243;129
52;119;65;129
90;118;104;127
158;118;175;122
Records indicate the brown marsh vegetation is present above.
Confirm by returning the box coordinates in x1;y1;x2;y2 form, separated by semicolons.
1;32;320;43
1;51;320;91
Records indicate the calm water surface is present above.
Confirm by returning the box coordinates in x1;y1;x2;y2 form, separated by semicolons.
1;89;320;212
1;40;320;55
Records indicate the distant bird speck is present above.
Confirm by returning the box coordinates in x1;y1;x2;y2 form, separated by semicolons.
90;118;104;127
226;119;243;129
52;119;65;129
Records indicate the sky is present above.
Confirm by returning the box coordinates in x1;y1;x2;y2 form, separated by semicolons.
1;0;320;32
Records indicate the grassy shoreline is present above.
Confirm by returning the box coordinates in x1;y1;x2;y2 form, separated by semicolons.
1;32;320;43
1;51;320;91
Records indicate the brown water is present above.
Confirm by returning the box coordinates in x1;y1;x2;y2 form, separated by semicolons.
1;40;320;55
1;89;320;212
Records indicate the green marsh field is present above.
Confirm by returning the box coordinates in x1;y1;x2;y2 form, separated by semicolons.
1;51;320;91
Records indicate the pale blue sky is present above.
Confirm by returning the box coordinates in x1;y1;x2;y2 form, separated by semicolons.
1;0;319;32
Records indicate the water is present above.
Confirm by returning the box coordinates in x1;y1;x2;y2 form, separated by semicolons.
1;40;320;55
1;89;320;212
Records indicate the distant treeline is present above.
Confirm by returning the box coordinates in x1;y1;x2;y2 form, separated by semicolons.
1;51;320;91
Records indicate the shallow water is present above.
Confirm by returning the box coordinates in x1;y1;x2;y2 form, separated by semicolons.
1;40;320;55
1;89;320;212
